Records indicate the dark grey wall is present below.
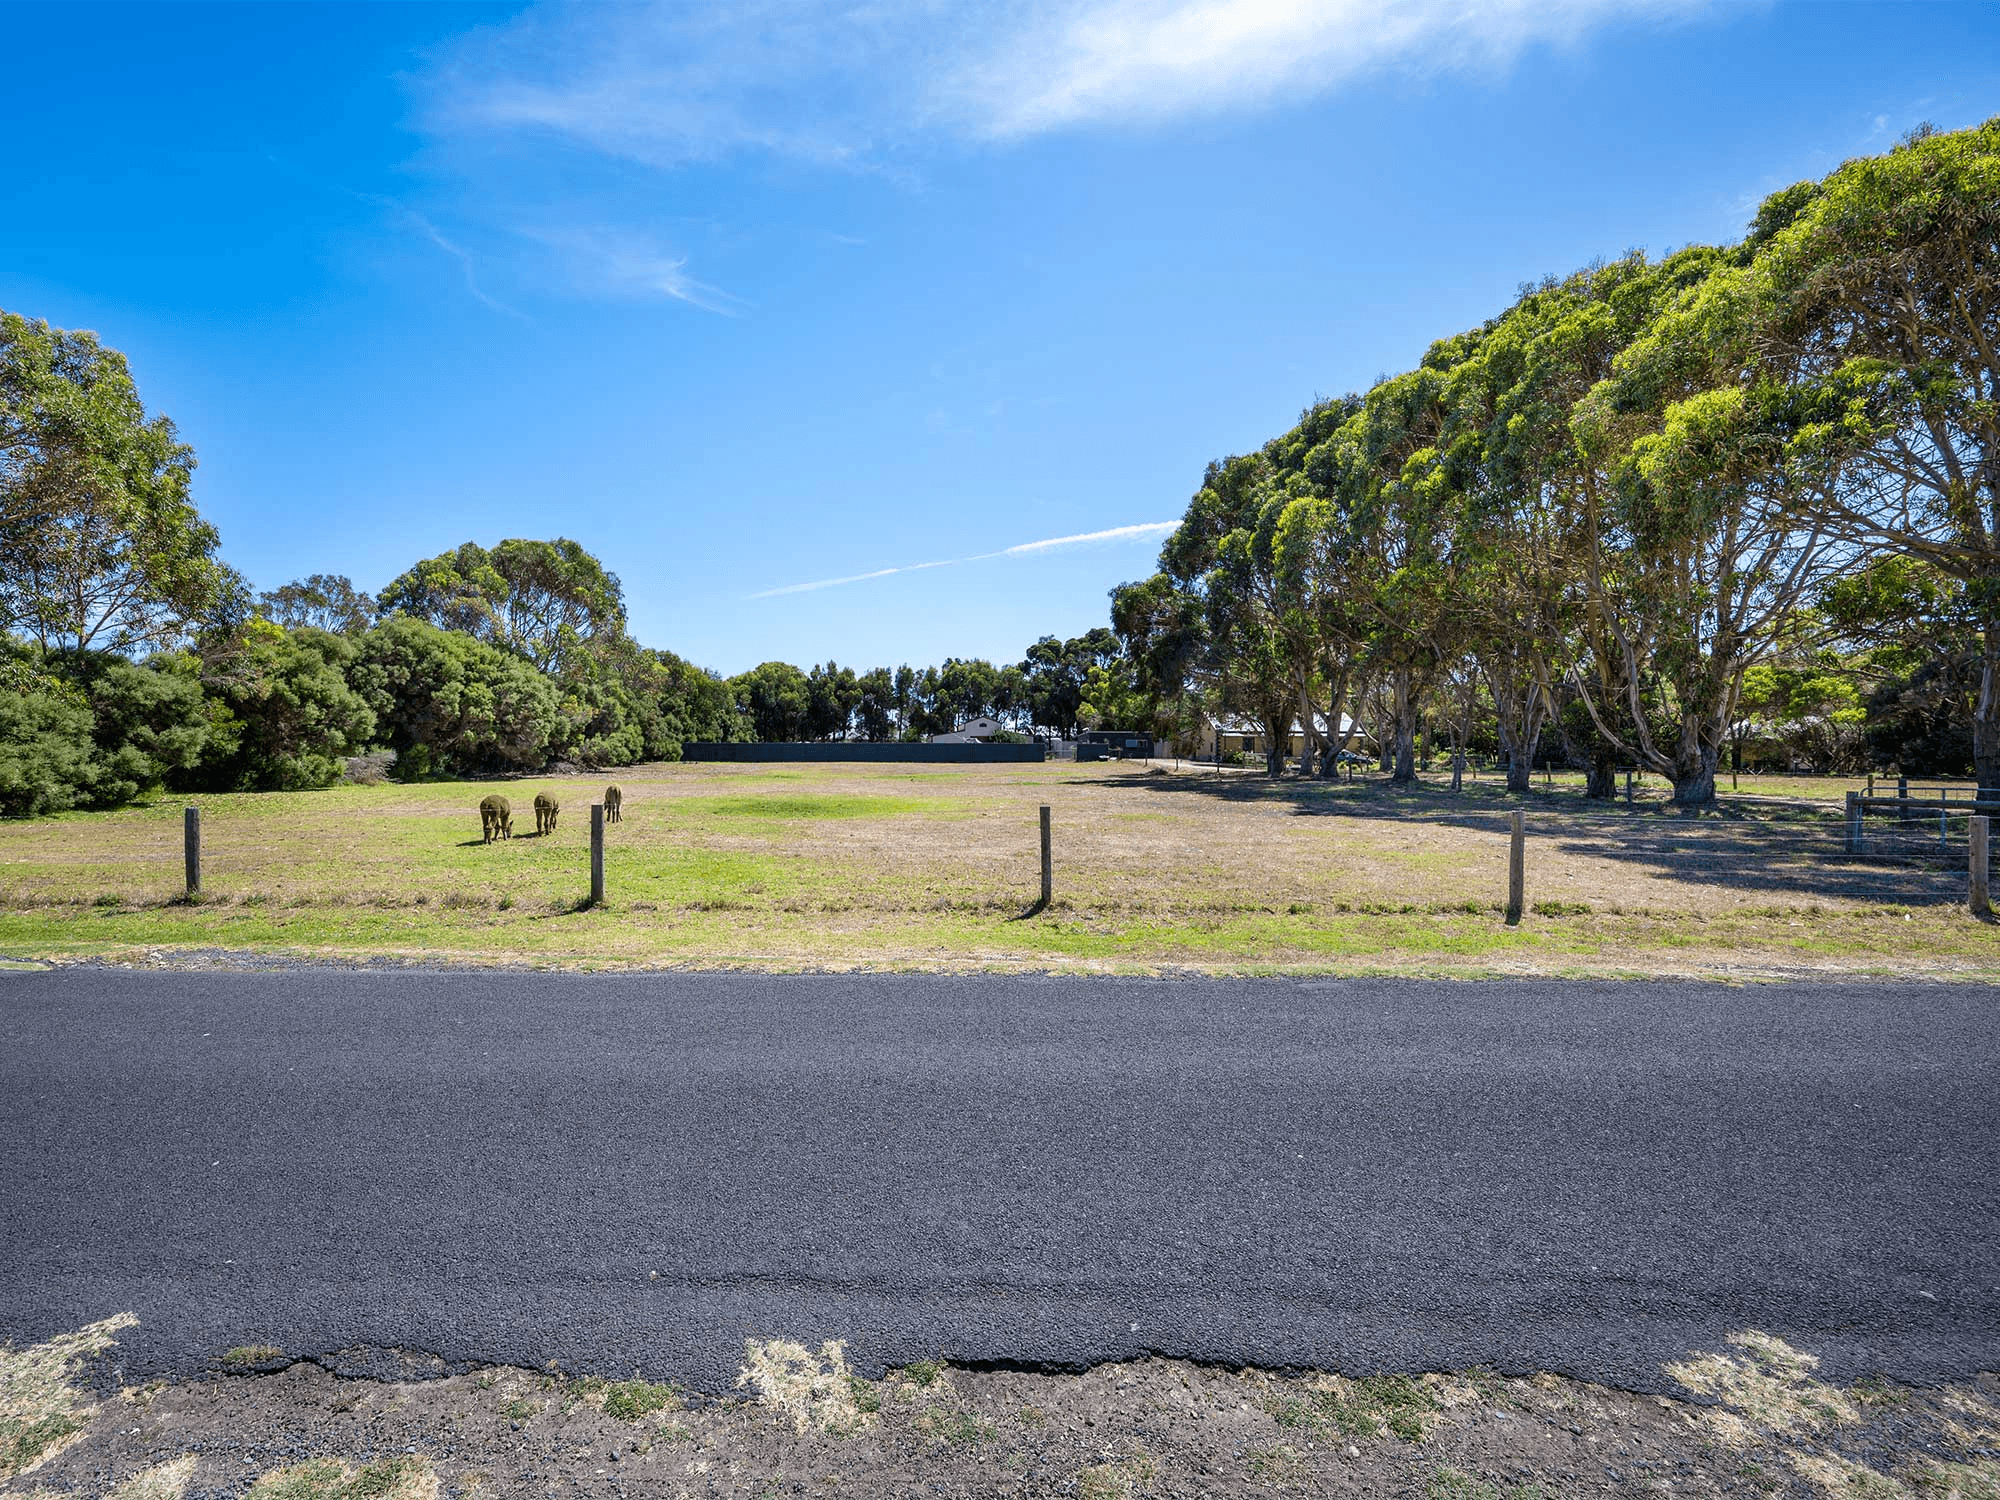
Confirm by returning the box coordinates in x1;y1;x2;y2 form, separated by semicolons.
683;742;1046;764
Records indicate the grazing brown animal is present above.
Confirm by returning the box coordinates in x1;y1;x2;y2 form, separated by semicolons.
479;795;512;844
534;793;559;835
603;785;622;823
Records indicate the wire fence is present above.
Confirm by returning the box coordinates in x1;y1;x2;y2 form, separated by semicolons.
11;774;1992;923
1507;805;1977;908
1852;804;1991;865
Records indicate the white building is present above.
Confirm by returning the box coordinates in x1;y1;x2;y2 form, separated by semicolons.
927;714;1006;744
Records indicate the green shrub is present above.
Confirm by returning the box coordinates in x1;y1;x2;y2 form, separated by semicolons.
0;676;97;817
185;621;375;791
354;617;560;775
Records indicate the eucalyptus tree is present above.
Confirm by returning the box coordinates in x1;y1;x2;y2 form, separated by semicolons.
354;617;562;776
1110;572;1207;752
1344;361;1466;783
933;657;1005;729
1441;277;1596;788
1822;555;1978;774
1434;257;1692;793
1263;396;1371;775
1749;117;2000;787
729;660;811;742
890;664;921;739
188;619;377;790
854;666;898;741
805;661;861;740
257;574;374;635
1021;629;1122;737
1160;402;1377;778
1158;454;1298;773
0;312;243;658
1571;252;1849;804
1268;486;1370;775
377;538;626;676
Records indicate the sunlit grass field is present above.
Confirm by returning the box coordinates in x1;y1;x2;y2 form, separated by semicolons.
0;760;1992;977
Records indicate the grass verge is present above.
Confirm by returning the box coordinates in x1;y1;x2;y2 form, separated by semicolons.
1;761;1991;978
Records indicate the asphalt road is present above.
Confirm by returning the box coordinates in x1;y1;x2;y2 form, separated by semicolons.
2;968;1996;1395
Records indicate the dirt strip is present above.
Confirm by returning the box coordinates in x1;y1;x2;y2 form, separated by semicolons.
5;1324;1998;1499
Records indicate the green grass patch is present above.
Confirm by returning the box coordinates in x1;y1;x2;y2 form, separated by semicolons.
695;794;939;821
601;1377;682;1420
916;1406;998;1444
220;1343;284;1368
245;1455;434;1499
1426;1466;1546;1500
1302;1373;1440;1440
0;1413;83;1476
1246;1444;1305;1482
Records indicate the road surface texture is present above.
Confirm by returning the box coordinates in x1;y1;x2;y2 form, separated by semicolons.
2;968;1995;1395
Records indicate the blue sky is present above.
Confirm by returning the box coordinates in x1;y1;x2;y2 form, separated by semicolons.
4;1;1997;676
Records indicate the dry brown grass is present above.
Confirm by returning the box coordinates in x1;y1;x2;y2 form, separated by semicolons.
0;761;1993;976
0;1313;138;1480
735;1338;877;1435
1667;1331;1859;1446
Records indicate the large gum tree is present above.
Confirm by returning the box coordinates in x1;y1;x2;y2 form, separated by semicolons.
1751;117;2000;790
1572;257;1848;805
0;311;241;658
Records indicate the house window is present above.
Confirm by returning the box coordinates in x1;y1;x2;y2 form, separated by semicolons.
1243;736;1257;753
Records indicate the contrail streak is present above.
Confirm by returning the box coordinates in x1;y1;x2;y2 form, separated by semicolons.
749;521;1175;599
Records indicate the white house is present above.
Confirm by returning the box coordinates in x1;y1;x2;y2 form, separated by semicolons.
928;714;1006;744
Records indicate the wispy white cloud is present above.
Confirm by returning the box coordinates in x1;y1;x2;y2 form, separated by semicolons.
264;154;528;317
418;0;1719;307
522;227;742;313
427;0;1718;165
952;0;1714;139
397;208;526;318
749;520;1177;599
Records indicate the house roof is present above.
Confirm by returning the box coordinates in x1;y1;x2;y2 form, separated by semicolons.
929;714;1005;744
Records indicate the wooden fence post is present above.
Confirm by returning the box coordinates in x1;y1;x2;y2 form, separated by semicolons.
183;806;201;897
1972;815;1990;918
1505;810;1524;926
1040;805;1053;908
1845;791;1862;856
590;804;605;908
1624;768;1633;806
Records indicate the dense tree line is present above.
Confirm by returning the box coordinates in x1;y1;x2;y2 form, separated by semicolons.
1113;119;1999;802
0;309;1146;815
721;630;1129;745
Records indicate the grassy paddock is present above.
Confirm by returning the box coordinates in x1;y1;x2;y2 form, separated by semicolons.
0;761;1992;977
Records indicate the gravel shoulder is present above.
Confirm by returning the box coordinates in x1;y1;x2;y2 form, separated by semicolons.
6;1324;1999;1500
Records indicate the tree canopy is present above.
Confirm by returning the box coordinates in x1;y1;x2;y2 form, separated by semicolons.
1125;116;2000;801
377;538;626;675
0;311;242;657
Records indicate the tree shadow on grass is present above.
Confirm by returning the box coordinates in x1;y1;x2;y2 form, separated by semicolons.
1133;765;1965;907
